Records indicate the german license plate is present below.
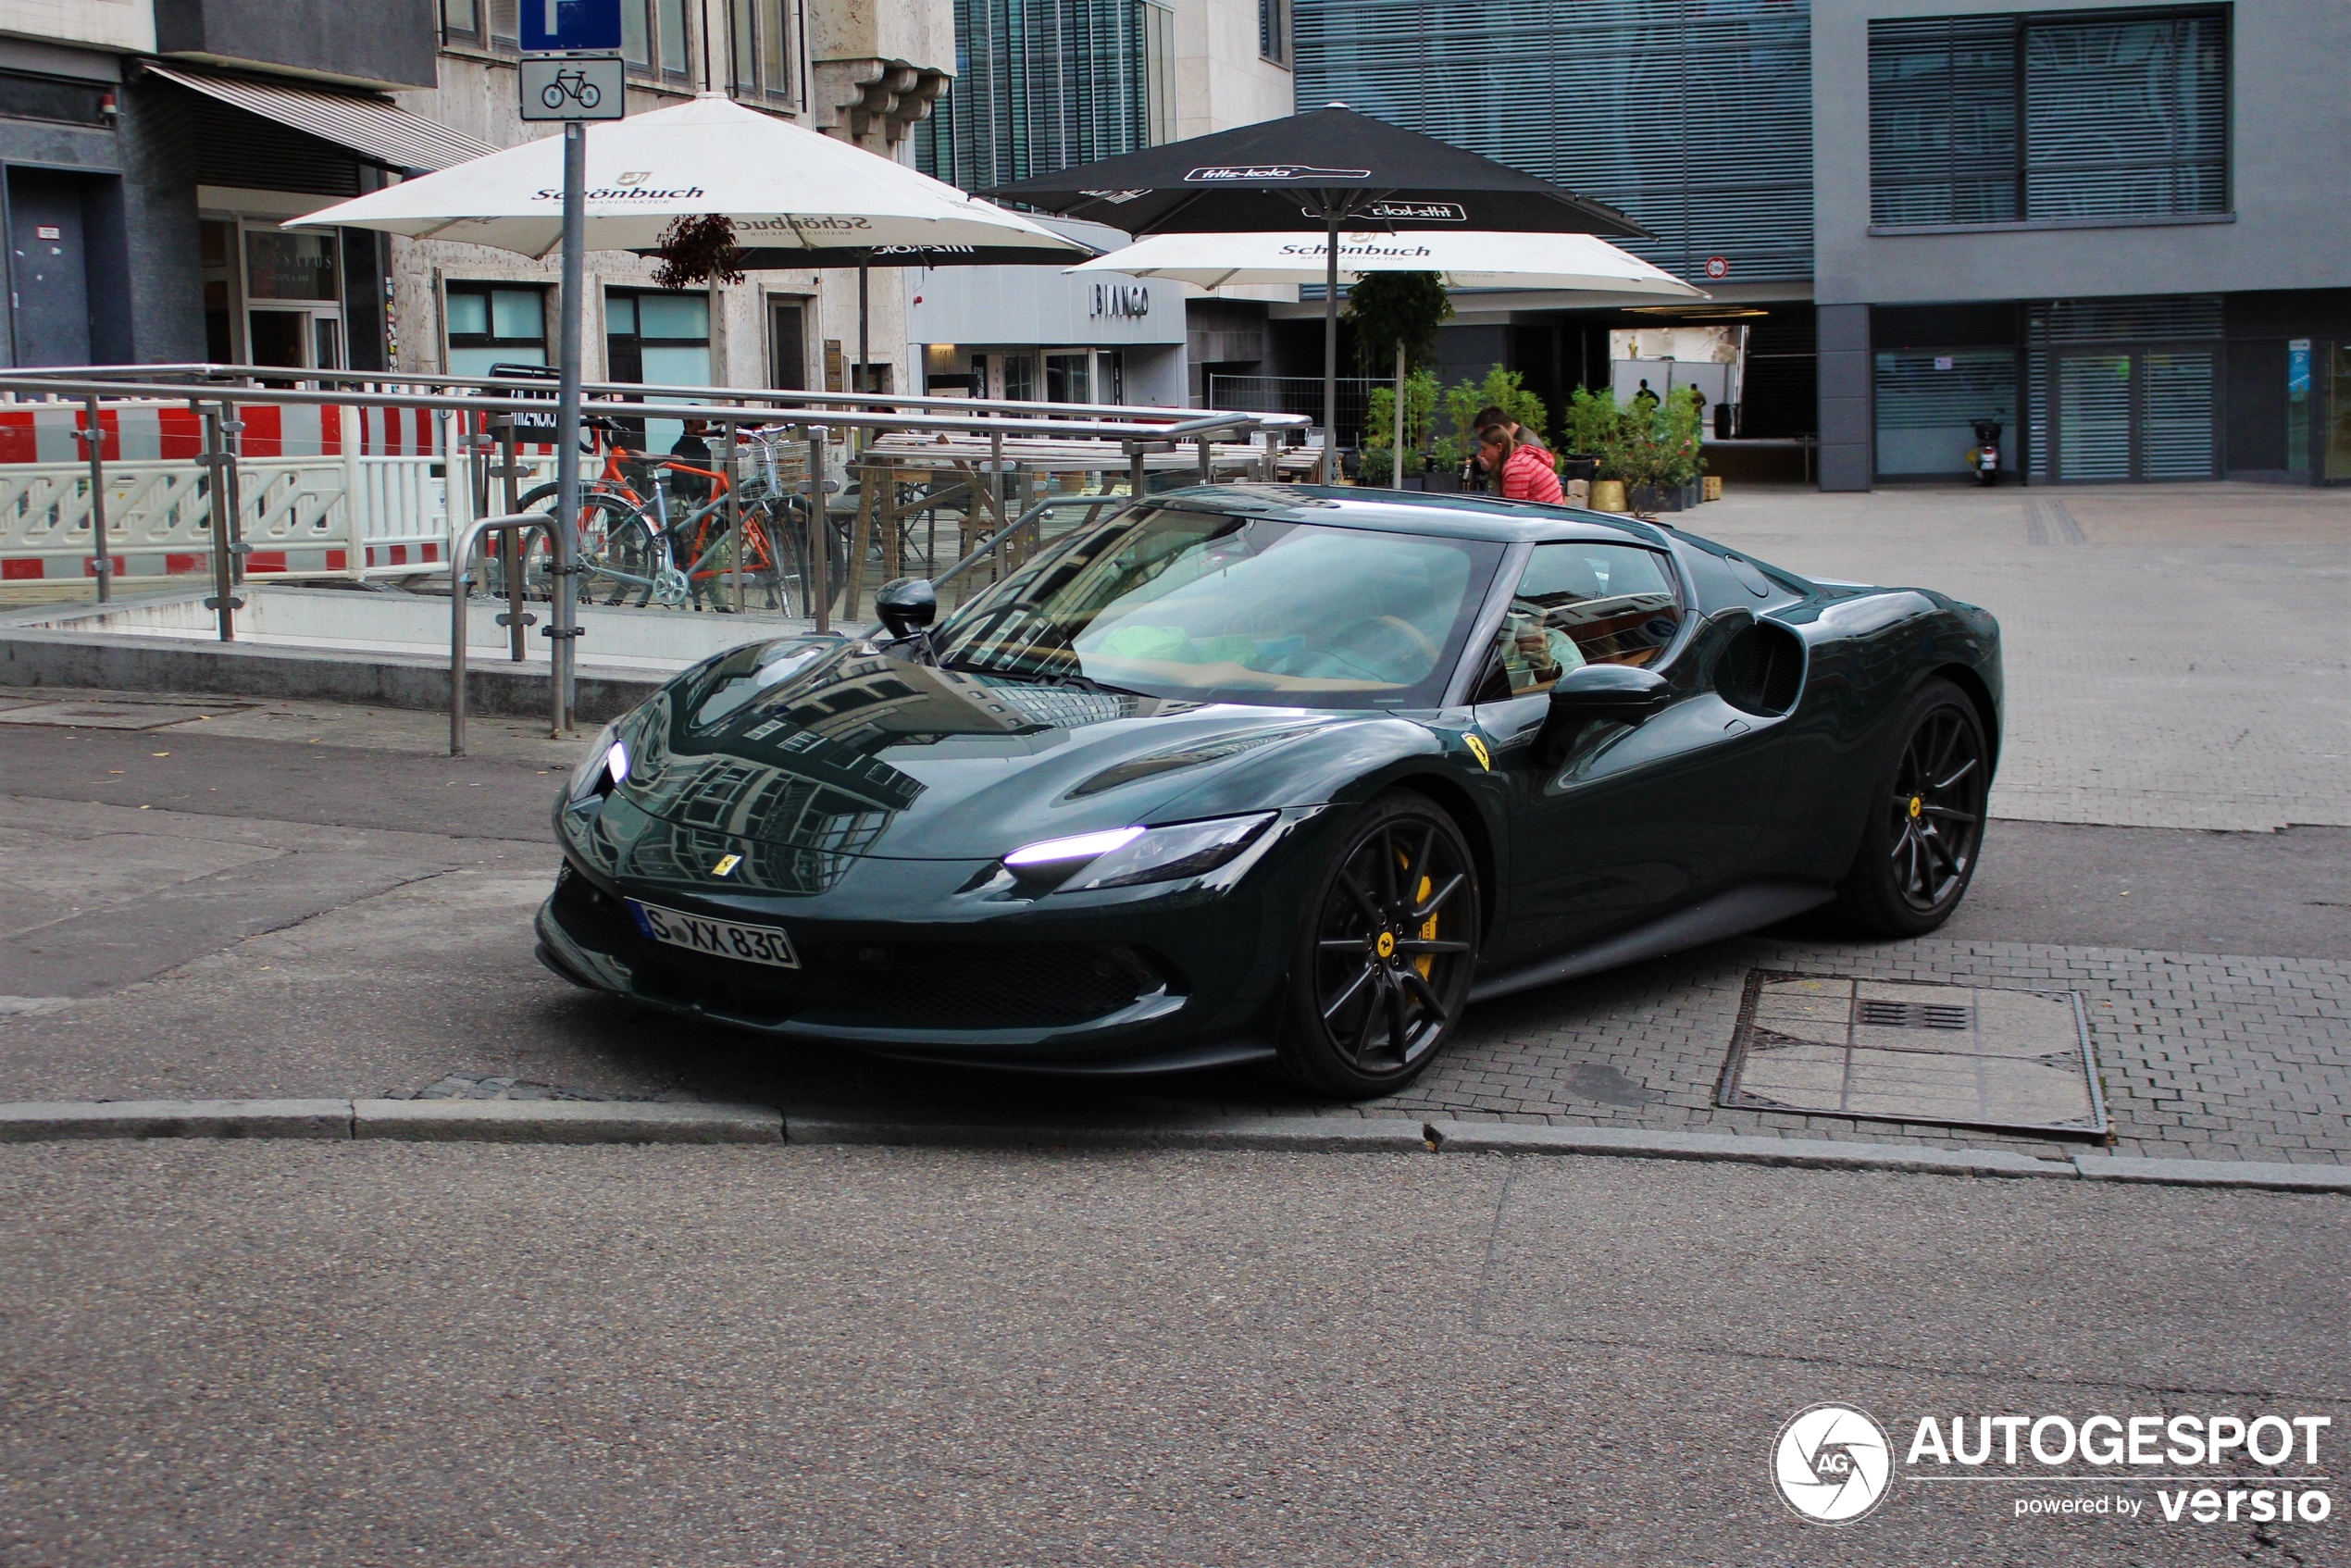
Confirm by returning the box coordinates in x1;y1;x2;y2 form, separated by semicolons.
628;901;800;969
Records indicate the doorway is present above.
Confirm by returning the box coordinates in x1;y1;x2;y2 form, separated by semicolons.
2050;346;2218;481
7;168;93;367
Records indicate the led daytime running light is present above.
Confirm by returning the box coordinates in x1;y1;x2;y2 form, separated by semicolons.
1004;826;1144;868
605;740;631;787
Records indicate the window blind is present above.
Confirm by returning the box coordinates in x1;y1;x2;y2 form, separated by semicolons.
1870;6;2229;228
918;0;1158;191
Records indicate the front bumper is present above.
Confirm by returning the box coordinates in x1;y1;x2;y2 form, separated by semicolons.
538;805;1325;1071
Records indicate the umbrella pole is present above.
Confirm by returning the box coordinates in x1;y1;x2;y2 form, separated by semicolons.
1394;341;1407;489
855;253;870;456
1323;205;1338;476
550;118;586;738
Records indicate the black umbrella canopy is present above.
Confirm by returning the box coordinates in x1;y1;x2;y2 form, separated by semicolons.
986;106;1645;451
983;105;1648;239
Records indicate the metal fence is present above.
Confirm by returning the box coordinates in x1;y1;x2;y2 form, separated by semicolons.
0;362;1315;745
1205;375;1383;453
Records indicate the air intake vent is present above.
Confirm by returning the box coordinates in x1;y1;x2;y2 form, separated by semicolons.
1716;622;1804;716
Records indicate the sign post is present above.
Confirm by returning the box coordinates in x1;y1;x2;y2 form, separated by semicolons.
519;0;622;737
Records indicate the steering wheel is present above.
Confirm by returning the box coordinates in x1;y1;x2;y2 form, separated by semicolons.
1376;615;1441;664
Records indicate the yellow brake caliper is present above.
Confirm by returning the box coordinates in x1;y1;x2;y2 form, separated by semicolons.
1397;847;1438;981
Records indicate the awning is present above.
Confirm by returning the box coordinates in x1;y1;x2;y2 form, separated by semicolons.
144;63;494;174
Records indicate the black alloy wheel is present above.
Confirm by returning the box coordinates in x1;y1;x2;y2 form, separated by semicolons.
1836;678;1990;937
1280;792;1480;1097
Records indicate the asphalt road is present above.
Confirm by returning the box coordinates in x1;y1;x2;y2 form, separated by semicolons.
0;1142;2340;1568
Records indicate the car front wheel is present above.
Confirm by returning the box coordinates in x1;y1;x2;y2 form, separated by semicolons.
1277;792;1480;1098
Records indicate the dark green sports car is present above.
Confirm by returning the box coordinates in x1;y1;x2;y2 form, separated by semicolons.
537;484;2001;1096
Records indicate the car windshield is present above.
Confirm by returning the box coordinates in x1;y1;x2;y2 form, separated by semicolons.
929;507;1508;709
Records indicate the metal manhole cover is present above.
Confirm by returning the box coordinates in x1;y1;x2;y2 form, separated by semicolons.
1717;972;2108;1137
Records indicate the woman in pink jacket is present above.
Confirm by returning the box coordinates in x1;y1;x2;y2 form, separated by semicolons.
1478;423;1563;504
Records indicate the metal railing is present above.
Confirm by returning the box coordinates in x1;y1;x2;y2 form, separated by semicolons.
0;364;1317;747
449;510;560;753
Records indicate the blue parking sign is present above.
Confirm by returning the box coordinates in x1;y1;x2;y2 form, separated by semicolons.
520;0;622;51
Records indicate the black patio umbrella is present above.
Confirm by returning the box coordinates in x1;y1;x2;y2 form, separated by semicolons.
985;104;1648;447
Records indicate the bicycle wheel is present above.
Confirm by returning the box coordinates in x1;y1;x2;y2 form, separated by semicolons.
680;506;790;613
513;482;663;607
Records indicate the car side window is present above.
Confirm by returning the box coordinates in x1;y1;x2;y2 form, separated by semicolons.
1474;543;1684;702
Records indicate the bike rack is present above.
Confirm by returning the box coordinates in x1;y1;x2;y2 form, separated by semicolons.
449;511;558;757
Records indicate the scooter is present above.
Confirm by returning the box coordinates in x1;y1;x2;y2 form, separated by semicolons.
1970;418;2003;486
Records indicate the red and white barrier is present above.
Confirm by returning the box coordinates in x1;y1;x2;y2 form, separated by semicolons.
0;399;554;586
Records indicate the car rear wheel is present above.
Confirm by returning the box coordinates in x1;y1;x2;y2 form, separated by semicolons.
1835;678;1989;937
1277;792;1480;1098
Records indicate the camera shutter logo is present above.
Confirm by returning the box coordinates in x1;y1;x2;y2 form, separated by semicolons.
1773;1404;1893;1524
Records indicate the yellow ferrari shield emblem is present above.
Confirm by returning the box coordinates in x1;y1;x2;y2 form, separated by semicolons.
1464;733;1491;772
712;853;741;877
1375;931;1397;958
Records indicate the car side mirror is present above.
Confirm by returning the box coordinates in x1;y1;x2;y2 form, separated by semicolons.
876;577;937;641
1536;664;1672;764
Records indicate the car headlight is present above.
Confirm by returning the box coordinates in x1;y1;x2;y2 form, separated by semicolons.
568;722;629;803
1003;813;1275;892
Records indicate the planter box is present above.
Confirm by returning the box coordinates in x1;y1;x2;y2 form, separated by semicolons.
1627;481;1701;513
1415;471;1463;493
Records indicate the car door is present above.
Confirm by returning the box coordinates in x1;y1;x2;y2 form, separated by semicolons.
1469;540;1789;960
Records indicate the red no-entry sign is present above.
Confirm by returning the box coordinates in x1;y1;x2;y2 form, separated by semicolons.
1705;256;1730;280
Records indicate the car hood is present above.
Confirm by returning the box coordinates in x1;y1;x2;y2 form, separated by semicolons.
610;639;1408;861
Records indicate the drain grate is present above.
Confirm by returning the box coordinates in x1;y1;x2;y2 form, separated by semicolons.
1718;972;2107;1137
1857;998;1973;1030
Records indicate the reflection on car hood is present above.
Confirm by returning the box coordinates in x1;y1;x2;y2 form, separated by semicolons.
614;643;1367;860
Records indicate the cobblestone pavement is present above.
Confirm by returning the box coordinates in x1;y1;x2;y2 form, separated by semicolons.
0;483;2344;1161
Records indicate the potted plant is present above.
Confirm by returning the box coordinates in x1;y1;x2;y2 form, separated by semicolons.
1347;275;1452;485
1617;386;1707;514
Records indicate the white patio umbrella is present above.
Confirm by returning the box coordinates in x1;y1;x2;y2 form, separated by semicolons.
292;93;1086;723
1072;230;1706;478
292;90;1080;259
1068;228;1708;297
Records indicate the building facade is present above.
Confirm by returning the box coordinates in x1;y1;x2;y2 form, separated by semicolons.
1292;0;2348;486
1815;0;2349;488
911;0;1292;408
0;0;958;404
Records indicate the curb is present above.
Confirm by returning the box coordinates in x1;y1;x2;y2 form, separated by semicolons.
0;1098;781;1145
0;1100;2344;1190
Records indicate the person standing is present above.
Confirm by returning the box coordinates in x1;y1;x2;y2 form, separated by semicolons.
1480;424;1563;504
1467;402;1549;490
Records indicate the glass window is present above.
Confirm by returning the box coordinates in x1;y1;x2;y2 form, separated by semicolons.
733;0;792;100
606;290;711;450
1045;352;1091;404
933;510;1508;709
1001;354;1035;402
1259;0;1288;65
637;292;709;340
659;0;689;74
445;290;489;337
1869;7;2228;228
446;281;549;378
622;0;652;68
442;0;482;43
245;229;338;302
1478;543;1683;700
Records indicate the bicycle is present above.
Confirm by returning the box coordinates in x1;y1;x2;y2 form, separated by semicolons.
500;417;846;617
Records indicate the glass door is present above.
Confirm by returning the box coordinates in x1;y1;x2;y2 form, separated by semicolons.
242;224;342;379
2327;342;2351;484
2055;354;2133;480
